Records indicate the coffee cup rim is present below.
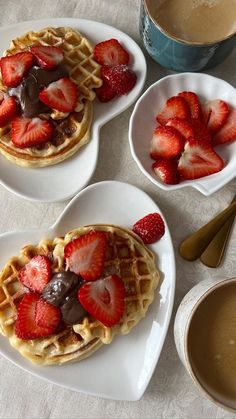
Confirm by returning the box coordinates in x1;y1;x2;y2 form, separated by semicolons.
143;0;236;46
184;276;236;413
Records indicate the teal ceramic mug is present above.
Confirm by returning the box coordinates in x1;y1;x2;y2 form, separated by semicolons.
139;0;236;72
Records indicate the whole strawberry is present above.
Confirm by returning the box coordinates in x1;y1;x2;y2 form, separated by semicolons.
132;213;165;244
102;64;137;95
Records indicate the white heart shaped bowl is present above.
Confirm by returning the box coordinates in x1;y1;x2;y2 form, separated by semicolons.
129;73;236;196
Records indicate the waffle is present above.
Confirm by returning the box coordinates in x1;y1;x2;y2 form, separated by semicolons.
0;225;160;365
0;99;93;168
0;27;102;167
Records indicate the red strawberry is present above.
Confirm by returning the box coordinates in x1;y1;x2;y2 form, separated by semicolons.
35;298;61;329
39;77;78;113
30;45;64;70
166;118;194;140
15;293;55;340
0;91;4;104
102;65;137;95
152;159;180;185
132;213;165;244
0;51;34;87
212;109;236;146
178;91;202;119
78;275;125;327
64;231;108;281
96;80;116;102
190;118;212;142
178;138;224;180
94;39;129;66
19;255;51;293
202;99;229;133
150;125;184;160
11;117;54;148
0;96;19;127
156;96;190;125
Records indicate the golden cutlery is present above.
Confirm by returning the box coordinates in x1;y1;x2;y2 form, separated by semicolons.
200;195;236;267
179;198;236;261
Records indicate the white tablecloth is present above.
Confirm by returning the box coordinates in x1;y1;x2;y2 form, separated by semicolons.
0;0;235;418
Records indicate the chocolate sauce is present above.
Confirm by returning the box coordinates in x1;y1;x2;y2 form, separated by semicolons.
60;286;87;326
42;271;87;325
9;65;68;118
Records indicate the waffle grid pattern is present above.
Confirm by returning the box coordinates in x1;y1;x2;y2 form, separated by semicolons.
0;26;102;167
0;225;160;365
5;27;102;105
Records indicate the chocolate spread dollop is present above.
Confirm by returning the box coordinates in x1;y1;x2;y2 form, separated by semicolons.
9;65;69;118
60;286;87;326
42;271;87;325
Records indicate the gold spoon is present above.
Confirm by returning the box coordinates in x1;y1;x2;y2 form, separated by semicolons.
179;198;236;261
200;195;236;267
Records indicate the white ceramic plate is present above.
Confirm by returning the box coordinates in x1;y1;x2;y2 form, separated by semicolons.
129;73;236;196
0;181;175;400
0;18;146;202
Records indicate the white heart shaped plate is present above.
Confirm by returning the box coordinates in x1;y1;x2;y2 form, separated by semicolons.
0;18;146;202
0;181;175;400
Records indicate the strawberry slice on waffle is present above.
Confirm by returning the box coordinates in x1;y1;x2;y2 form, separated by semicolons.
64;231;108;281
78;275;125;327
0;51;34;87
39;77;78;113
15;293;58;340
0;96;19;127
30;45;64;70
19;255;51;293
11;117;54;148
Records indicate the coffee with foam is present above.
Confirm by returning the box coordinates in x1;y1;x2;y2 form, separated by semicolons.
147;0;236;43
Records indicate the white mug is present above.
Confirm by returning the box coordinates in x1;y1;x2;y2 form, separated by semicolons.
174;276;236;412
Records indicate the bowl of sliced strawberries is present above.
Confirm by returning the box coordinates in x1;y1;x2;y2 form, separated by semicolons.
129;73;236;195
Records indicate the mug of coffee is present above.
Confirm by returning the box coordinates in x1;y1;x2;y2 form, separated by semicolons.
140;0;236;71
174;276;236;412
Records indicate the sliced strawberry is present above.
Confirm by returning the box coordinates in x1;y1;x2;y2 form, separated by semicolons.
212;109;236;146
190;118;212;142
156;96;190;125
35;298;61;329
202;99;229;133
39;77;78;112
94;39;129;66
0;51;34;87
64;231;108;281
0;91;5;104
166;118;194;141
132;213;165;244
150;125;184;160
30;45;64;70
178;138;224;180
15;293;55;340
152;159;180;185
96;80;116;102
102;64;137;95
178;91;202;119
78;275;125;327
19;255;51;293
11;117;53;148
0;96;19;127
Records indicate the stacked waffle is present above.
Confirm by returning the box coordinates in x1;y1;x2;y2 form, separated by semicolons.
0;27;102;167
0;225;160;365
